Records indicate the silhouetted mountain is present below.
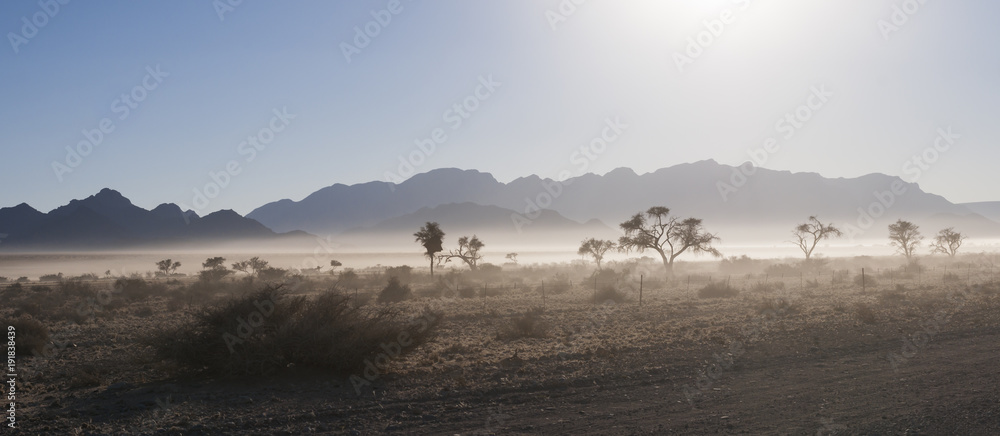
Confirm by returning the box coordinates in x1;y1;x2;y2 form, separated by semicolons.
0;189;305;249
248;161;1000;242
0;203;46;238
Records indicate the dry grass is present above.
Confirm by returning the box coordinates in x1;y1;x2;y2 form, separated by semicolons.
498;307;548;340
2;315;50;356
148;285;442;377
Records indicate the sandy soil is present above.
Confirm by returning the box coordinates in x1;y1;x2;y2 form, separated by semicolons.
6;279;1000;435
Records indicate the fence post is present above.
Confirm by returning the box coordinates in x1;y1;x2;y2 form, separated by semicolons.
593;276;598;305
639;275;643;308
862;268;866;293
542;280;545;309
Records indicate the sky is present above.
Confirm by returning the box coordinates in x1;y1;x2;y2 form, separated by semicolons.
2;0;998;216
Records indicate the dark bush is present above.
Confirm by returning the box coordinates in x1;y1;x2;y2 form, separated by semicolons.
2;316;50;356
854;274;877;287
39;273;63;282
378;277;413;303
114;278;167;301
498;307;547;340
148;285;441;376
698;282;739;299
593;286;628;304
384;266;413;283
57;280;97;299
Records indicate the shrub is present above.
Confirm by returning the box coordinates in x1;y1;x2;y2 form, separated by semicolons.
698;282;739;299
57;280;97;299
199;268;232;283
71;273;100;281
114;278;167;301
1;283;23;299
378;277;413;303
719;255;763;275
148;285;441;376
498;307;547;340
15;277;29;283
384;266;413;283
2;316;50;356
0;277;7;283
854;274;878;287
756;298;799;318
749;280;785;294
457;286;477;298
541;274;571;295
39;273;63;282
593;286;628;304
257;267;288;282
482;284;504;298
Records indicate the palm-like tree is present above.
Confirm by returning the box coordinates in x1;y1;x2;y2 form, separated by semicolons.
414;222;445;277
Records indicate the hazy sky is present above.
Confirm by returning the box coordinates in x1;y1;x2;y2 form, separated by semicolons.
2;0;998;215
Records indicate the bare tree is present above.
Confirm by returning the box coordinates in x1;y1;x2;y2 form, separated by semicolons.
578;238;616;270
888;220;923;260
232;256;269;278
792;216;842;260
930;227;966;257
414;222;445;277
618;206;722;276
439;235;484;271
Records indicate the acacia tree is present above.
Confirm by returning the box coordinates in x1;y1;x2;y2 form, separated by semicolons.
232;256;269;278
792;216;843;260
578;238;616;270
618;206;722;276
156;259;181;276
930;227;966;257
888;220;923;261
505;252;518;264
439;235;484;271
414;222;445;277
200;257;231;282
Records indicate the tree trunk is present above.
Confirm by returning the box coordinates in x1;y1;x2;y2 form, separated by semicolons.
430;256;434;277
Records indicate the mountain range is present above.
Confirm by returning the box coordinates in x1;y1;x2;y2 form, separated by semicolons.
248;160;1000;244
0;188;308;249
2;161;998;250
